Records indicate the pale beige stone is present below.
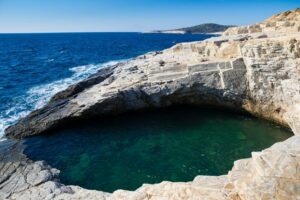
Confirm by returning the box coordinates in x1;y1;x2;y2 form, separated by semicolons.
2;8;300;200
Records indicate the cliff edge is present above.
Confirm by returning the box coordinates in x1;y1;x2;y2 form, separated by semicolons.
1;8;300;200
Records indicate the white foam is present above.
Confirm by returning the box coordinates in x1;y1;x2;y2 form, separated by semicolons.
0;60;125;139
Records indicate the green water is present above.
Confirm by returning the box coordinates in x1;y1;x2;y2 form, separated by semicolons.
23;107;292;192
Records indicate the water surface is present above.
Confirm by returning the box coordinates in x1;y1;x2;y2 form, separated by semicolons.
0;33;214;137
24;107;292;192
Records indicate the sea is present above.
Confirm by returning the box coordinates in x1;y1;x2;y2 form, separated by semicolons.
1;33;293;192
0;32;215;139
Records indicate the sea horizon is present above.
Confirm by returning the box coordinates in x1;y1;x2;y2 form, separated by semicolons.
1;1;299;199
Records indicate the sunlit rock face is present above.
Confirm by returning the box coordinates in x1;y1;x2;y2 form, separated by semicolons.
1;8;300;200
5;10;300;139
224;8;300;35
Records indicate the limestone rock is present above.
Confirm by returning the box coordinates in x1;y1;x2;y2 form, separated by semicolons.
1;8;300;200
224;8;300;35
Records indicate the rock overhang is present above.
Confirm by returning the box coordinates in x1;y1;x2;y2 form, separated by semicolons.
1;8;300;200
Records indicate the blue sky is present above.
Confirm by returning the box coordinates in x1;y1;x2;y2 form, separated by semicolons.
0;0;298;33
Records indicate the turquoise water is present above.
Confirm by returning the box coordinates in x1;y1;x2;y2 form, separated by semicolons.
23;107;292;192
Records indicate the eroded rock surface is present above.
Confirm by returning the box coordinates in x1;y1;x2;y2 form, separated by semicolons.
224;8;300;35
5;10;300;139
1;8;300;200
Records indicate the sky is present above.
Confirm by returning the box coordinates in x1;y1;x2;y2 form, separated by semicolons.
0;0;299;33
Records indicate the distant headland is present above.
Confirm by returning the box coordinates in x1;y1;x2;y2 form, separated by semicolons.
146;23;235;34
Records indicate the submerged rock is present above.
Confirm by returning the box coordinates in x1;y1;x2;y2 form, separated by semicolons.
1;8;300;200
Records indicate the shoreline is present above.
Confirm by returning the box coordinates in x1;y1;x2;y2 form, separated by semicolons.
1;8;300;200
142;31;223;35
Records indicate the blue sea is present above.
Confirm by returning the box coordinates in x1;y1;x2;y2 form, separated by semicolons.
0;32;215;138
1;33;293;192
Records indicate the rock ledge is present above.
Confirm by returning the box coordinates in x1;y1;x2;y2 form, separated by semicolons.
1;8;300;200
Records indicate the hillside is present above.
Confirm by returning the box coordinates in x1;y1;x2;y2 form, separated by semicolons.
152;23;235;34
177;23;235;33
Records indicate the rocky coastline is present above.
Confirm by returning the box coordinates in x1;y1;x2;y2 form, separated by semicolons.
148;23;234;34
1;9;300;200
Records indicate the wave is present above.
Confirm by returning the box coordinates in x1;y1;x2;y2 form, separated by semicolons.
0;60;125;139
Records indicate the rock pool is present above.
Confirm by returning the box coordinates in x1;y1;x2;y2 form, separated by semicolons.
23;107;292;192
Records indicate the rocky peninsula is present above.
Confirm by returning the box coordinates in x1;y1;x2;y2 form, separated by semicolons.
150;23;234;34
1;9;300;200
